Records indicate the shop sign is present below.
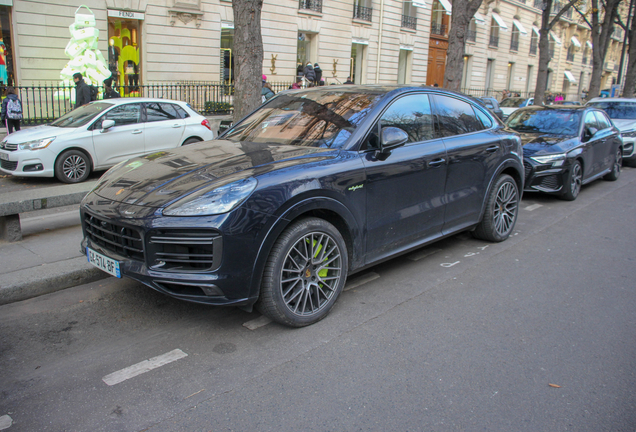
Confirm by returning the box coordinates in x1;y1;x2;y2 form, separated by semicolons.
108;10;145;20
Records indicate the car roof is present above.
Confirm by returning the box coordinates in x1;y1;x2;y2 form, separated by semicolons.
587;97;636;103
520;104;589;111
291;84;478;101
89;97;189;105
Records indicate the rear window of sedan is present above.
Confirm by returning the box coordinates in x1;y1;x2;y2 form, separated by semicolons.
507;109;582;136
586;102;636;120
223;90;385;149
51;102;114;128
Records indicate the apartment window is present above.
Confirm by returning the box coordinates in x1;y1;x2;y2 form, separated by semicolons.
489;18;499;47
506;62;515;91
402;1;417;30
566;45;575;62
510;26;520;51
485;59;494;90
299;0;322;13
530;26;539;55
467;18;477;42
430;0;449;36
353;0;373;21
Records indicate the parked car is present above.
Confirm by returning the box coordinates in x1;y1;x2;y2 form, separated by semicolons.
559;101;581;106
586;97;636;166
477;96;504;120
500;97;534;119
0;98;214;183
80;86;524;327
506;105;622;201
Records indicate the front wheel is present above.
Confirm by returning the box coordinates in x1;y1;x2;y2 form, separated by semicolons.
256;217;348;327
603;148;621;181
560;160;582;201
472;174;519;242
55;150;91;183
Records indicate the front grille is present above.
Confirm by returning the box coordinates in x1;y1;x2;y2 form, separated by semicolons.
1;159;18;171
0;142;17;151
539;175;560;190
147;230;222;272
83;213;144;261
523;161;532;182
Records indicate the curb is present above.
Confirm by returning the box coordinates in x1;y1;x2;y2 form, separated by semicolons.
0;256;109;305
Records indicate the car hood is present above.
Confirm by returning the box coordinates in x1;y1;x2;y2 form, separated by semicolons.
611;119;636;132
518;132;578;156
90;139;336;207
2;125;78;143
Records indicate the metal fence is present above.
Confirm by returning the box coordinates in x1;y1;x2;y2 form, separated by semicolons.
10;82;293;126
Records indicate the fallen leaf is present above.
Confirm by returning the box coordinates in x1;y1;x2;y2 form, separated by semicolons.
548;383;561;388
79;300;84;303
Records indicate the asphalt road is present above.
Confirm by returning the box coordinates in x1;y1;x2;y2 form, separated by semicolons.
1;169;635;432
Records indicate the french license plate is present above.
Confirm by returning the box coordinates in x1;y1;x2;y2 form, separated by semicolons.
86;247;121;278
0;153;9;161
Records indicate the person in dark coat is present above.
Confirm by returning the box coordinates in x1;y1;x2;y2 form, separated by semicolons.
261;75;274;102
73;72;91;108
103;78;120;99
1;86;22;134
303;63;316;85
313;63;322;85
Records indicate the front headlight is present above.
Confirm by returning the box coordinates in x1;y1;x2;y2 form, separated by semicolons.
18;137;56;151
530;153;567;164
622;130;636;138
163;177;258;216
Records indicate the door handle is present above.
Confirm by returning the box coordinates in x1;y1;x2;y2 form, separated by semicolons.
172;124;182;128
486;145;499;152
132;130;143;134
428;158;446;167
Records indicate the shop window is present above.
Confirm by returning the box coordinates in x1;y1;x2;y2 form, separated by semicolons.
108;17;142;96
221;28;233;84
0;6;15;86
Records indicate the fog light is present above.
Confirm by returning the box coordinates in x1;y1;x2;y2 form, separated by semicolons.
23;163;43;172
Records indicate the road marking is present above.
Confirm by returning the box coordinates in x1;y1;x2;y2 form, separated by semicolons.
440;261;460;268
344;272;380;291
524;204;543;211
0;415;12;430
243;315;272;330
464;252;479;257
478;245;489;251
408;248;442;262
102;349;187;386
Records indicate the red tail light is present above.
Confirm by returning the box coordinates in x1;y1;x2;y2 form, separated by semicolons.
201;119;211;130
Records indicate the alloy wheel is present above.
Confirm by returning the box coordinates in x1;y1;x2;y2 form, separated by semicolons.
570;163;582;197
63;155;87;181
614;150;622;174
492;181;518;236
279;232;343;317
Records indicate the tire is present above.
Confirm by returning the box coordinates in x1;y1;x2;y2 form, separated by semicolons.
603;148;621;181
54;150;91;183
560;160;582;201
182;137;201;146
472;174;519;242
256;217;348;327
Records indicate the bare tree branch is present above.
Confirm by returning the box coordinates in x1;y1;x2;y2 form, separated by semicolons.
572;4;593;28
548;0;579;29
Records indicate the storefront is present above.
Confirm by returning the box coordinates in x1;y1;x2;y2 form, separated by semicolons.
107;9;143;95
0;1;15;86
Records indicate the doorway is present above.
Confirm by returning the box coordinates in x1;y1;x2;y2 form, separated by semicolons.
350;43;367;83
108;17;142;96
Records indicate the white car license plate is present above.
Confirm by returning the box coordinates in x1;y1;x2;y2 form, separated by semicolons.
0;153;9;161
86;247;121;278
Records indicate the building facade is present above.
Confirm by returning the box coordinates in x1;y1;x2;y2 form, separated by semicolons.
0;0;627;100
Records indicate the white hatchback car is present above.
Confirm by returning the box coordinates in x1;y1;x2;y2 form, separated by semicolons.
586;98;636;166
0;98;214;183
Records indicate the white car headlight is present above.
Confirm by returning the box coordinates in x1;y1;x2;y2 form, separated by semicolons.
18;137;56;151
163;177;258;216
530;153;567;164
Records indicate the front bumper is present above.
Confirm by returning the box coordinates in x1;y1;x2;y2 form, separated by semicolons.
80;196;276;306
621;136;635;160
0;149;54;177
523;159;569;194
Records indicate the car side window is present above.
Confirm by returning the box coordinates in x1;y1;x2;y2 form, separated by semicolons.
174;105;190;119
365;94;435;150
432;95;484;137
102;104;142;127
474;108;493;129
146;103;180;122
584;112;599;133
593;111;611;130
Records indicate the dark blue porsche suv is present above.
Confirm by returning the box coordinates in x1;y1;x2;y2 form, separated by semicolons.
80;86;524;327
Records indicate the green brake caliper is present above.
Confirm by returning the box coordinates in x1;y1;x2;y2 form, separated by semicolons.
307;239;329;282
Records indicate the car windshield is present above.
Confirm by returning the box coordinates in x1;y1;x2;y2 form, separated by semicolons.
500;98;526;108
507;109;582;135
587;102;636;120
50;102;114;128
223;90;384;148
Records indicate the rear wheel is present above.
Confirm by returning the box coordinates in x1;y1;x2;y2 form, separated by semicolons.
55;150;91;183
603;148;621;181
256;217;348;327
182;137;201;146
560;160;582;201
472;174;519;242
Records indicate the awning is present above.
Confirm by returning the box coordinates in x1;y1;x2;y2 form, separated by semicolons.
491;12;509;31
412;0;427;8
564;71;577;83
221;21;234;29
549;30;562;45
473;11;486;24
438;0;452;15
512;19;528;36
586;40;593;49
532;25;540;37
571;36;581;48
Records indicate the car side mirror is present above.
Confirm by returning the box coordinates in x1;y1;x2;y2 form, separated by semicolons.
101;119;115;132
379;127;408;153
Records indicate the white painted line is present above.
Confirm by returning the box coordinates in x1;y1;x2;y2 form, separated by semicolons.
243;315;272;330
464;252;479;257
524;204;543;211
102;349;187;386
344;272;380;291
478;245;489;251
0;415;13;430
408;248;442;262
440;261;460;268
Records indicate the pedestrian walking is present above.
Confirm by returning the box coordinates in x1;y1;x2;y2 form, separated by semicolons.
344;77;354;84
1;86;22;134
103;78;120;99
73;72;91;108
262;74;274;103
303;62;316;86
313;63;322;85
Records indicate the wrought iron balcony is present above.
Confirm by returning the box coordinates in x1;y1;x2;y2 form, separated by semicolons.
353;5;372;21
466;29;476;42
510;40;519;52
431;22;447;36
489;34;499;47
299;0;322;13
402;15;417;30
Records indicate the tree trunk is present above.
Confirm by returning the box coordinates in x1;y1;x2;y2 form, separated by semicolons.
232;0;264;123
622;14;636;97
588;0;621;99
533;0;554;106
443;0;483;91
